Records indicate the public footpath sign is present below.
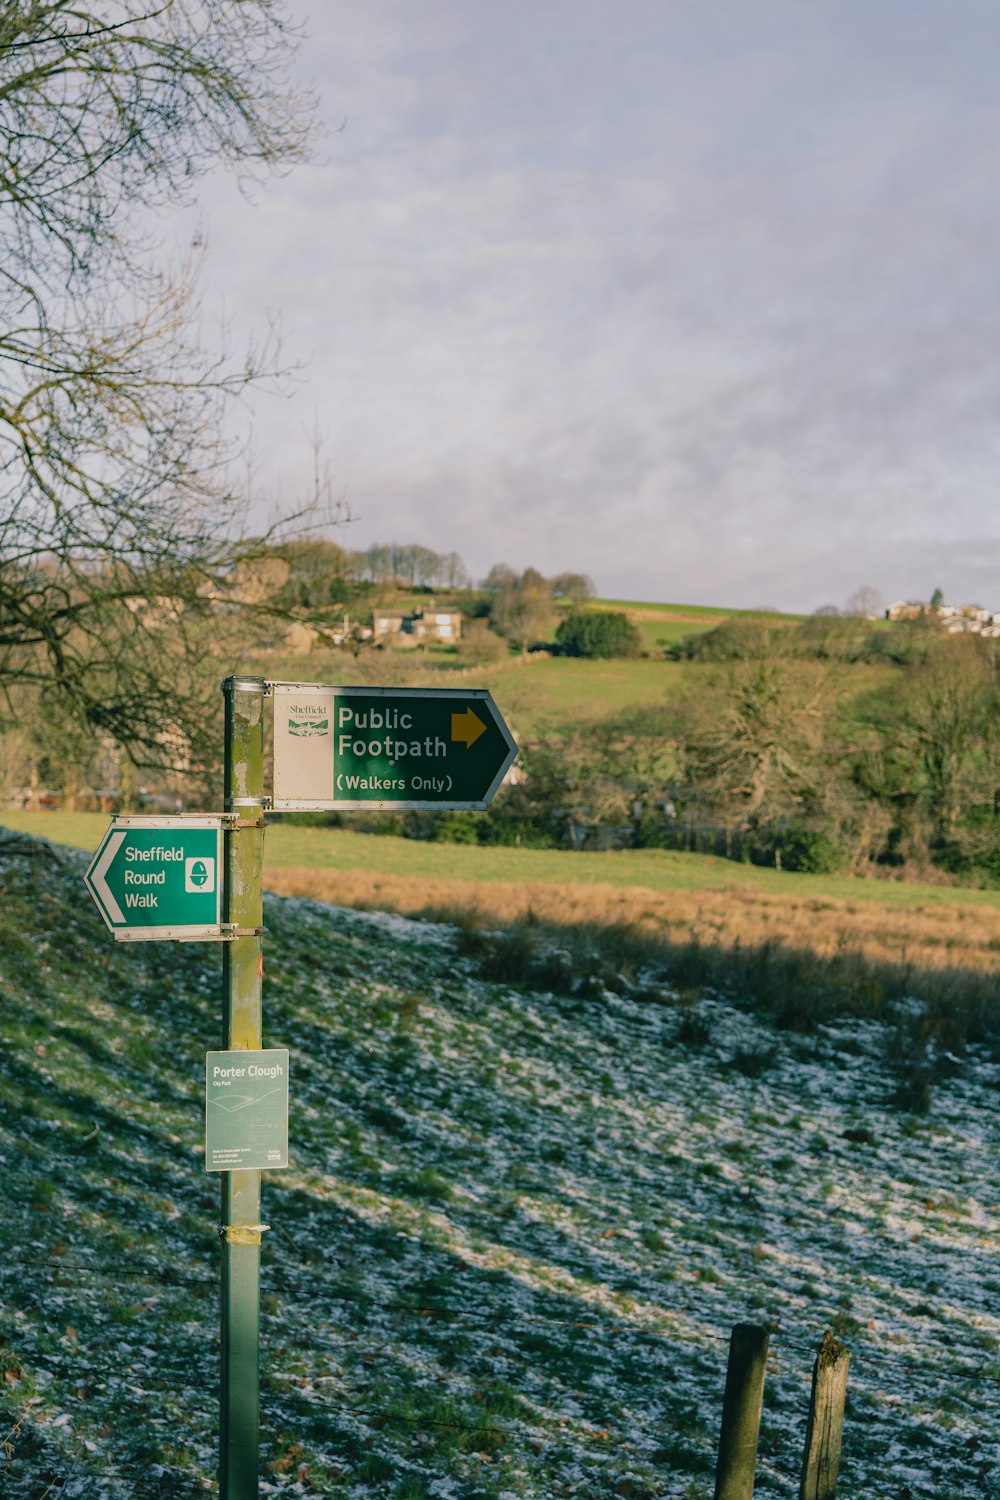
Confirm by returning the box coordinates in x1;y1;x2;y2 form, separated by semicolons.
84;816;224;941
205;1049;289;1172
83;675;518;1497
271;682;518;810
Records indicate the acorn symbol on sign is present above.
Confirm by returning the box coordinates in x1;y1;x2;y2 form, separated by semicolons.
184;855;215;894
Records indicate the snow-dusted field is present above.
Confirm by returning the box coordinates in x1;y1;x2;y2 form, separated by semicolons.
2;838;999;1497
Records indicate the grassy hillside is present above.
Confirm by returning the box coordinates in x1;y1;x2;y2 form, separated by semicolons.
2;830;1000;1496
230;648;694;738
582;600;801;654
6;814;1000;981
225;593;804;736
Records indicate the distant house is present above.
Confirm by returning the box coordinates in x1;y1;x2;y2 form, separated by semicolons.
373;604;462;646
283;613;370;653
372;609;407;640
886;599;1000;635
885;601;926;621
943;607;988;634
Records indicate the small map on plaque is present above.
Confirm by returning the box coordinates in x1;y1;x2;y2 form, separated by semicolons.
205;1049;289;1172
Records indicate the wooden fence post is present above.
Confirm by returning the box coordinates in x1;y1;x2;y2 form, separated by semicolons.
714;1323;770;1500
799;1332;850;1500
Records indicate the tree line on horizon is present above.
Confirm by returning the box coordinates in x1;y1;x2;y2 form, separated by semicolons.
275;540;599;607
455;612;1000;887
250;543;620;661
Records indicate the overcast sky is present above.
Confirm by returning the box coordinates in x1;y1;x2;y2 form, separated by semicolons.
181;0;1000;610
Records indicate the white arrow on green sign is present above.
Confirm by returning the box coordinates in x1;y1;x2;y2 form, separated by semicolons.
84;816;224;941
271;683;518;811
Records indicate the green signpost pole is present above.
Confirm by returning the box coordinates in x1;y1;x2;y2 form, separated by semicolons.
80;674;514;1494
220;676;267;1498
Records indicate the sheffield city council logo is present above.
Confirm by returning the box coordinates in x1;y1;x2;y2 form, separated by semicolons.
287;708;329;738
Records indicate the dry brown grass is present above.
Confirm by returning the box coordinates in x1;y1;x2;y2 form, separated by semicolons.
263;866;1000;975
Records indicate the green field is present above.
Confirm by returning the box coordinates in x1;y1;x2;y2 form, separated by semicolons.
213;649;695;737
232;595;895;739
592;597;795;617
475;656;689;734
6;810;999;913
632;617;709;650
239;652;895;741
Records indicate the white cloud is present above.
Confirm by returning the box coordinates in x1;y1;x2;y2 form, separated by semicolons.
174;0;1000;606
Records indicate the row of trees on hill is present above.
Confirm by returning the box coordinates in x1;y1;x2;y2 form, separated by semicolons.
482;564;596;604
266;546;604;626
286;552;613;658
349;545;471;590
675;622;1000;881
482;566;635;656
343;549;598;603
457;617;999;884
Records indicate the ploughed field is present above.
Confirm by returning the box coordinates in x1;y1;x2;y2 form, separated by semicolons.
1;830;999;1497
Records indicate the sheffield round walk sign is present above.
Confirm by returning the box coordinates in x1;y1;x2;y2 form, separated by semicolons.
84;816;224;941
271;683;518;810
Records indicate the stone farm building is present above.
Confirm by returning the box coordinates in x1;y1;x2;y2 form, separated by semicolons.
373;604;463;646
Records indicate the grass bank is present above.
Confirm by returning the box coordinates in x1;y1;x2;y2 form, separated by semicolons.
232;644;695;736
6;811;999;910
8;812;1000;980
2;831;999;1497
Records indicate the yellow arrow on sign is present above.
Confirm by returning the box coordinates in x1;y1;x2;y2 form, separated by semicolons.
451;707;486;747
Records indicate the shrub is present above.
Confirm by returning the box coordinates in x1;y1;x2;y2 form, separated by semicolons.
670;616;790;661
775;823;844;875
890;1066;933;1115
355;811;405;837
477;813;559;848
675;1011;712;1047
555;610;642;658
633;813;676;849
433;812;481;844
455;627;509;664
937;811;1000;888
731;1044;779;1078
267;810;343;829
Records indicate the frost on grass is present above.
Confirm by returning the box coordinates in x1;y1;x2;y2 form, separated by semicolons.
1;851;999;1497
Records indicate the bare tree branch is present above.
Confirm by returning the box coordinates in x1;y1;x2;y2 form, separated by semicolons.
0;2;317;764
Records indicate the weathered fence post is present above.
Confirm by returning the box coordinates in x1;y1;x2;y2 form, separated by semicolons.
799;1332;850;1500
714;1323;770;1500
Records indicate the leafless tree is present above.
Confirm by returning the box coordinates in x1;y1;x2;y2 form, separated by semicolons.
442;551;470;589
0;2;314;765
845;584;882;619
680;630;833;826
490;568;554;655
551;571;596;605
897;637;997;844
482;562;517;593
